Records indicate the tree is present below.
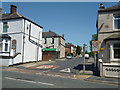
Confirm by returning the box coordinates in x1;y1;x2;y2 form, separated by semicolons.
76;45;82;55
92;34;98;40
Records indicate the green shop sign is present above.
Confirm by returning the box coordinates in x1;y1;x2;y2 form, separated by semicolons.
42;48;56;51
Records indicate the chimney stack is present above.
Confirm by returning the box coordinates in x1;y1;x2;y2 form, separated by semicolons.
0;8;2;20
0;8;2;14
10;5;17;14
100;3;105;10
62;34;64;38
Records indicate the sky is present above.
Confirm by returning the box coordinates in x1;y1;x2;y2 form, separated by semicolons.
2;2;118;51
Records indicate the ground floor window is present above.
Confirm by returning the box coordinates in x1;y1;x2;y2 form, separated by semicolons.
114;43;120;58
5;43;8;51
0;42;2;52
0;39;10;52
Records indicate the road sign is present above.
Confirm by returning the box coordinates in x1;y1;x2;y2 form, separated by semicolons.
92;40;99;52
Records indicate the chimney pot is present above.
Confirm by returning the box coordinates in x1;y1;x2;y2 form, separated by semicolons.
10;5;17;14
100;3;104;10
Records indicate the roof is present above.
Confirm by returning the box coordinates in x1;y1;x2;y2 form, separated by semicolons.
42;32;65;40
2;12;43;28
98;4;120;12
65;43;76;48
0;34;11;39
2;12;22;20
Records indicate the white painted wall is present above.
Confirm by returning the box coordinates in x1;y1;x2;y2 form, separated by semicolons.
0;18;43;66
24;20;42;62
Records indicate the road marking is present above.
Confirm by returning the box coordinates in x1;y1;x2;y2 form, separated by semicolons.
37;81;54;86
43;70;51;72
60;68;71;73
52;66;59;70
5;77;54;86
5;77;16;80
30;65;58;69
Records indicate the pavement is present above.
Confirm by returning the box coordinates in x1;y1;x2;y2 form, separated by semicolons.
85;76;120;85
2;57;120;85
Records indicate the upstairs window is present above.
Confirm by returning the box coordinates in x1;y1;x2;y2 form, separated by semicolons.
44;38;47;44
3;22;8;33
114;15;120;29
51;38;54;44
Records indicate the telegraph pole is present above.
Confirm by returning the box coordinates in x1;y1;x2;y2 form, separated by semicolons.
83;44;87;74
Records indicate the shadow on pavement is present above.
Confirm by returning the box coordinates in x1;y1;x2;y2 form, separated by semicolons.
73;63;100;76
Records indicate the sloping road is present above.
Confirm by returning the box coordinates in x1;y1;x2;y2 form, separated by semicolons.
2;71;118;88
27;57;89;74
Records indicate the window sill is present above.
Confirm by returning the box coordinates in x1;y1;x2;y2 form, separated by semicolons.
113;29;120;31
0;52;10;53
110;59;120;62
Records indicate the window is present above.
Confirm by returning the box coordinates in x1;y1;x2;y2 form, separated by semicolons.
114;43;120;58
114;15;120;29
51;38;54;44
3;22;8;33
5;43;8;51
44;38;47;44
0;43;2;52
0;39;9;52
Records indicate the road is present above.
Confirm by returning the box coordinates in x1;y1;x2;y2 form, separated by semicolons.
2;71;118;88
27;57;89;74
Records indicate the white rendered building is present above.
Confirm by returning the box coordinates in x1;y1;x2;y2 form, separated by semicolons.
0;5;43;66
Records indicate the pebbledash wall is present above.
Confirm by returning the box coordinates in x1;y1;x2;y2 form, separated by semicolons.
0;18;43;66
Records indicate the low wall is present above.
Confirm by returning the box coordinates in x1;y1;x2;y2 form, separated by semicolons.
0;58;11;66
100;62;120;78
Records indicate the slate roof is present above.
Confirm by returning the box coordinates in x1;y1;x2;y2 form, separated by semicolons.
42;32;65;40
2;12;43;28
0;34;11;39
2;12;23;20
65;43;76;48
99;4;120;12
105;4;120;10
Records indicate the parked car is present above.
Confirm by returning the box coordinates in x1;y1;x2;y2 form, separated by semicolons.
85;54;89;59
66;55;72;59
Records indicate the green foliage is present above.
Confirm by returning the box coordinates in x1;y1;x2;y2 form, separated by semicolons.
76;45;82;55
85;50;89;54
89;52;94;57
92;34;98;40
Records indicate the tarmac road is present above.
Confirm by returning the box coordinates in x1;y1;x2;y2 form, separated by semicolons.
2;70;118;88
27;57;89;74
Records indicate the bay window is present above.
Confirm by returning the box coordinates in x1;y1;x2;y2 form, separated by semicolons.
114;43;120;58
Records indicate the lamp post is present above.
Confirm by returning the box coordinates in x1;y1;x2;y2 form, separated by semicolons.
83;44;87;74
